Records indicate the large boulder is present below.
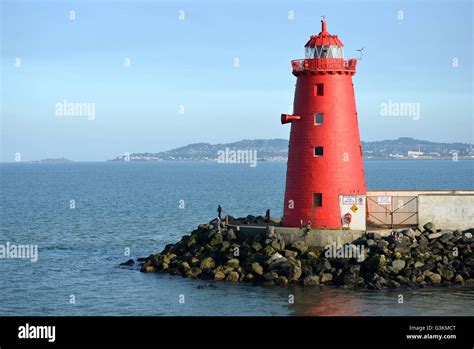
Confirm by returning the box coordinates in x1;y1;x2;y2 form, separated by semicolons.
336;271;358;286
276;276;289;286
320;273;333;283
364;272;380;284
414;261;425;269
226;271;240;282
393;236;412;254
179;261;191;273
226;229;237;241
387;280;401;289
270;240;284;252
289;240;308;255
392;259;406;273
143;265;155;273
214;271;226;281
423;271;442;284
200;257;215;270
303;275;320;286
439;231;454;244
301;264;314;278
268;257;287;271
244;273;255;282
226;258;240;268
428;232;442;240
210;233;223;246
437;265;455;281
368;281;383;290
250;262;264;275
377;240;389;250
418;235;429;251
401;228;417;240
251;241;263;252
150;254;170;269
277;258;302;281
286;265;302;281
190;257;200;267
263;271;279;281
186;267;202;278
263;245;276;256
185;235;198;248
120;259;135;266
423;222;435;232
283;250;298;258
395;275;410;285
310;259;327;275
365;254;387;272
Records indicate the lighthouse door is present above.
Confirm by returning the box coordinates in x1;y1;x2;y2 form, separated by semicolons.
339;195;366;230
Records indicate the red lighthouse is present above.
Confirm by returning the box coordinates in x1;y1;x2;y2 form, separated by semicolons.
281;19;367;230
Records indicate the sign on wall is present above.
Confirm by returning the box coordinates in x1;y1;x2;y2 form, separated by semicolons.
342;195;356;205
377;196;392;205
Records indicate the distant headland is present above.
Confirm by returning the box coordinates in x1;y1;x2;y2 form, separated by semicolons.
109;138;473;162
31;158;75;164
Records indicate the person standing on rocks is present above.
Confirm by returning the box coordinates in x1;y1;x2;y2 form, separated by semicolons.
305;220;312;233
265;209;270;222
217;205;222;219
390;230;400;242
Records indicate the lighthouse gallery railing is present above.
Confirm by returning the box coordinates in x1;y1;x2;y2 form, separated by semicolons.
291;58;357;73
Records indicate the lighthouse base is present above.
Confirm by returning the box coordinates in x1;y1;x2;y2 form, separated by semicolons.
229;224;376;248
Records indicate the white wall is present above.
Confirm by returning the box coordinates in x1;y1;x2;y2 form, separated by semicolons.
339;195;366;230
418;194;474;230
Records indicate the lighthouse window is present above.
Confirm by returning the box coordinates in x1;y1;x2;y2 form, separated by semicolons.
315;84;324;96
308;46;344;59
314;146;324;157
314;113;324;125
313;193;322;207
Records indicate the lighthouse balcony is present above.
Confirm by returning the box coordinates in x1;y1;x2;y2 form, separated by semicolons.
291;58;357;74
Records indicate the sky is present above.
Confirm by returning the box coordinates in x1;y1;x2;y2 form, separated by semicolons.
1;0;472;161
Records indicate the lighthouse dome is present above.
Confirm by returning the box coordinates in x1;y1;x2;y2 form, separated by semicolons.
304;19;344;59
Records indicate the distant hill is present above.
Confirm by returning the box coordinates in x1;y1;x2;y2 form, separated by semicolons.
110;139;288;161
110;138;473;161
31;158;75;163
361;137;472;159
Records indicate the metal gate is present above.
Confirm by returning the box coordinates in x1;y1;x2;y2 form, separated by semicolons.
367;195;418;228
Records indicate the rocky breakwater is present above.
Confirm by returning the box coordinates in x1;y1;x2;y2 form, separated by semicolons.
134;217;474;289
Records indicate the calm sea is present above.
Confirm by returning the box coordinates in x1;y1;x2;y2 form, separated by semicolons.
0;160;473;316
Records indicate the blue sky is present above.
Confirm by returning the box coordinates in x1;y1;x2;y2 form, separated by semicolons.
1;0;472;161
